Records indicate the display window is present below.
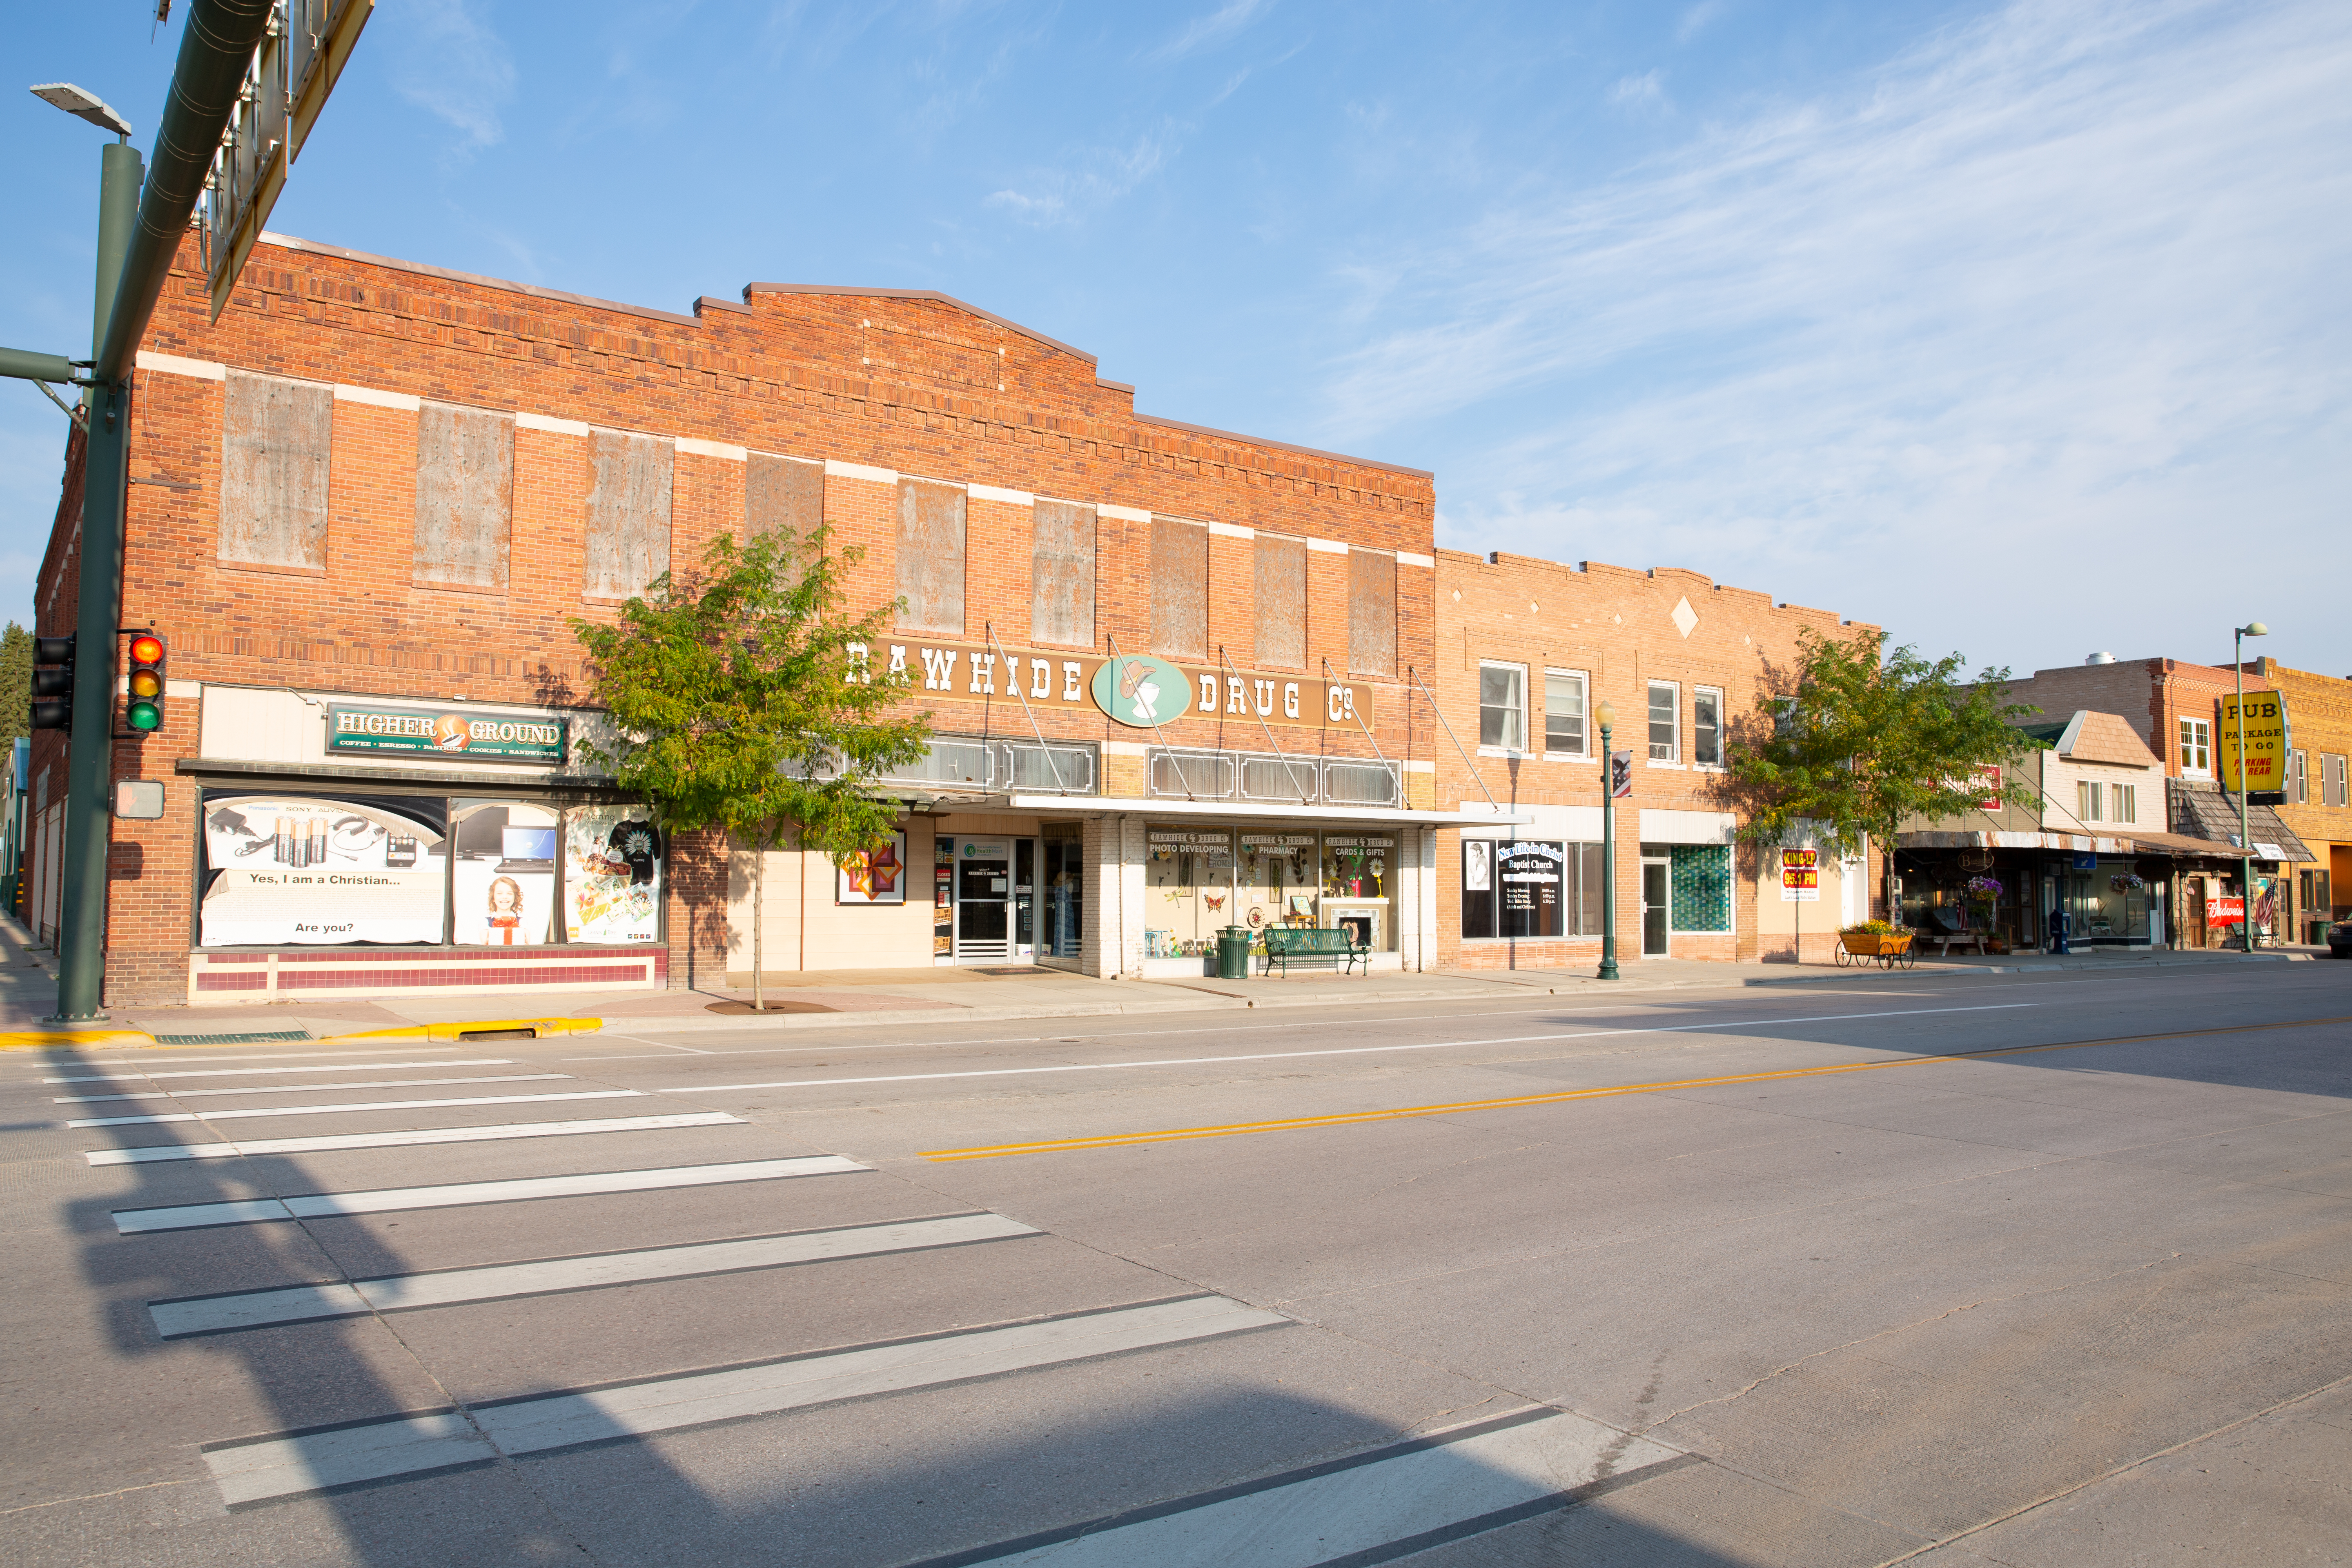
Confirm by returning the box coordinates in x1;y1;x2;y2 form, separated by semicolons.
1239;832;1317;933
562;806;663;943
199;793;449;947
1464;839;1608;939
1321;833;1396;950
1146;828;1236;957
452;800;559;946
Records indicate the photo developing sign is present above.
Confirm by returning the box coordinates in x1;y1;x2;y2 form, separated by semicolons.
326;705;568;764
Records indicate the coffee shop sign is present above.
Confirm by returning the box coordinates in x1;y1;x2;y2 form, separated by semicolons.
845;639;1374;731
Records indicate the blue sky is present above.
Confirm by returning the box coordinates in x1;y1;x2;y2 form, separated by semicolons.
5;0;2346;679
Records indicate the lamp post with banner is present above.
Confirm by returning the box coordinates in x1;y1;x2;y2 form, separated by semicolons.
1597;702;1630;980
2231;621;2268;951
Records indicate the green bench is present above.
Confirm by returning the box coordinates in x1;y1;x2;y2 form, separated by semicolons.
1259;925;1370;976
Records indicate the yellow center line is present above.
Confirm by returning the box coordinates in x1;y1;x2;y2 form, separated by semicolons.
918;1015;2351;1163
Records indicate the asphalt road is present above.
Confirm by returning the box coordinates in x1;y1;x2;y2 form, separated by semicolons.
3;964;2347;1566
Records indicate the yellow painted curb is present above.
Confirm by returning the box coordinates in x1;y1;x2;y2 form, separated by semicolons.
318;1017;605;1044
0;1030;157;1051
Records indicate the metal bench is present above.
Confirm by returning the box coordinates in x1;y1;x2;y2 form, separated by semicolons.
1260;926;1370;976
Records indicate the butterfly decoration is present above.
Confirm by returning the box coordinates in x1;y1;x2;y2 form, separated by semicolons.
1203;894;1226;913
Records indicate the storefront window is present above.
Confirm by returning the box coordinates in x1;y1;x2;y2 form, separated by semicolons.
1465;840;1608;939
562;805;663;944
1042;831;1084;957
452;801;559;946
199;792;448;947
1669;844;1731;932
1322;833;1396;950
1147;828;1236;957
1239;831;1317;934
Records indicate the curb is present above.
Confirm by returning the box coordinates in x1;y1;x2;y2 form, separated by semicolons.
0;1029;160;1051
0;1016;604;1052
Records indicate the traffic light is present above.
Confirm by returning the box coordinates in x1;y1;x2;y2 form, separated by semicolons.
125;633;166;733
31;635;74;732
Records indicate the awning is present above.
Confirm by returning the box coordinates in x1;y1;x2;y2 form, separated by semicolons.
1895;831;2135;853
2127;829;2294;863
1007;795;1530;826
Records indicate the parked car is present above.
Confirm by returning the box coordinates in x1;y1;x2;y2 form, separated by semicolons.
2331;919;2352;960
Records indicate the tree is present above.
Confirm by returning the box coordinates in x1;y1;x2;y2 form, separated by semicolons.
1;623;32;748
1726;627;2041;919
571;528;931;1011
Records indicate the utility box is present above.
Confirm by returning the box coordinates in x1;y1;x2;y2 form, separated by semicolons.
112;780;165;820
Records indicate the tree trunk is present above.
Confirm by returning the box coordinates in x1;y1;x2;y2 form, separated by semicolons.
752;842;764;1013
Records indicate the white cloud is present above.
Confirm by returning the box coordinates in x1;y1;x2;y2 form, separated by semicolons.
1316;0;2352;671
1608;70;1667;110
1147;0;1273;63
1676;1;1727;44
388;0;517;149
986;131;1174;229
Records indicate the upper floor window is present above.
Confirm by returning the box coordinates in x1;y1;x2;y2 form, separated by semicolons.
2115;782;2137;824
1544;670;1587;757
2179;717;2210;775
1693;687;1724;767
1479;664;1526;752
2078;780;2104;822
1648;681;1679;762
2324;753;2349;808
2290;749;2308;804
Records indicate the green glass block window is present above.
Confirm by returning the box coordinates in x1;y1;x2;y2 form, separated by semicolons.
1669;844;1731;932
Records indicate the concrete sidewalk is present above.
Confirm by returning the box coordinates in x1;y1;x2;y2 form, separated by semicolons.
1;910;2325;1047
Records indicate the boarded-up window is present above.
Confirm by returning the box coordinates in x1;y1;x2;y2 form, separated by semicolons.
1254;535;1306;669
746;452;824;547
1151;516;1207;661
220;370;330;571
1348;549;1396;675
413;402;513;589
896;478;967;634
584;430;673;598
1030;500;1096;647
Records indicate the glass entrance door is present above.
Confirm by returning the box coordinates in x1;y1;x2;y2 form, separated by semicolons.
955;840;1011;958
1641;859;1670;956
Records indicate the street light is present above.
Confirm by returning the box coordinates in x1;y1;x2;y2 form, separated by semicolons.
1597;701;1619;980
2233;621;2269;953
29;83;134;140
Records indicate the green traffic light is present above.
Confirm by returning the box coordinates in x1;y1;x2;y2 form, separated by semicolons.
127;700;161;731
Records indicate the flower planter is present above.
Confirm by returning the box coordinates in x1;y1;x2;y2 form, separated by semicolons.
1835;931;1915;969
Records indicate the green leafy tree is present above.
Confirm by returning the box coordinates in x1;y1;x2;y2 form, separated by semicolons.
0;623;31;747
1726;628;2041;918
571;528;930;1011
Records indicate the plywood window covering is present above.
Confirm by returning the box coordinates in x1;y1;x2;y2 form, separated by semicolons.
1151;515;1208;661
746;452;824;548
413;402;514;590
584;430;673;598
1348;548;1396;675
895;478;967;634
220;370;331;571
1253;534;1306;669
1029;499;1096;647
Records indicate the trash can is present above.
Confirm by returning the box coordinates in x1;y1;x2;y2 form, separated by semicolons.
1216;925;1254;980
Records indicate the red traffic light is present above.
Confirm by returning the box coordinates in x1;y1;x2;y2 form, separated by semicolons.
125;632;166;733
129;634;164;665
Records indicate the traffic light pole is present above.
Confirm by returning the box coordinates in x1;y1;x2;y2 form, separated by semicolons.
50;143;145;1021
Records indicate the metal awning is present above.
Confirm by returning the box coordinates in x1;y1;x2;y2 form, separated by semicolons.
1007;795;1530;826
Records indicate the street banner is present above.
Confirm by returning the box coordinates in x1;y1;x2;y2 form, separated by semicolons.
1610;750;1634;799
1780;848;1821;903
2218;691;2291;794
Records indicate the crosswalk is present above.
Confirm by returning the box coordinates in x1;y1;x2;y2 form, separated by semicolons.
52;1040;1683;1561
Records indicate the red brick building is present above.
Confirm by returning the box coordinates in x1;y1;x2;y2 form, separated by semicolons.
26;231;1879;1004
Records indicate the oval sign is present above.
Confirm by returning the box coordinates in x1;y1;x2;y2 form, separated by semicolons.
1090;653;1191;728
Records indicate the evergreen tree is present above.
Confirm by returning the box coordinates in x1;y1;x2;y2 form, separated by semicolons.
0;623;32;747
571;528;931;1010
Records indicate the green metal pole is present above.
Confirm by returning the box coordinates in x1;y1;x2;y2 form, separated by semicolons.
49;143;145;1022
1599;720;1619;980
2236;631;2252;953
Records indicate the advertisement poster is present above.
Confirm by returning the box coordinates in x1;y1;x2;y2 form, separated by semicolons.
451;801;558;946
565;806;662;944
1780;848;1821;902
2216;692;2290;793
1498;840;1565;938
837;831;909;905
199;794;447;946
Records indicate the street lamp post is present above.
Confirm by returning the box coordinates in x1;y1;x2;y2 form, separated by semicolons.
2233;621;2269;953
1598;702;1619;980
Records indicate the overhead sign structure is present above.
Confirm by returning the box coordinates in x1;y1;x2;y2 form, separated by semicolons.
2218;690;2291;795
200;0;374;321
1780;848;1820;903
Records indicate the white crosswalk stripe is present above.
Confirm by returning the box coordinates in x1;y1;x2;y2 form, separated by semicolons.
85;1111;742;1165
151;1213;1038;1336
46;1058;512;1082
202;1296;1290;1507
111;1156;870;1233
69;1089;643;1128
58;1074;572;1103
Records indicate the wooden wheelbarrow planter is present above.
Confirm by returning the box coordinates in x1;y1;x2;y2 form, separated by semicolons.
1834;931;1916;970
